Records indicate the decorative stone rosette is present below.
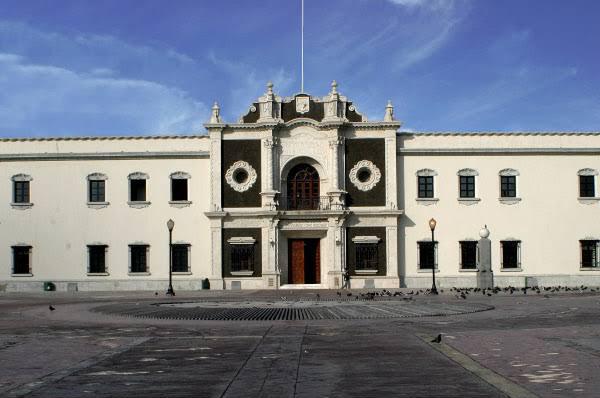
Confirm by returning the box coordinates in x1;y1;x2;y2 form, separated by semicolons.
225;161;257;192
349;160;381;192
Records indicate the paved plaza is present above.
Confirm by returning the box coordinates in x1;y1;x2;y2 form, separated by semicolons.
1;289;599;397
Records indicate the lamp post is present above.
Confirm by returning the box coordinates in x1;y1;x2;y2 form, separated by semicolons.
429;218;438;295
166;219;175;296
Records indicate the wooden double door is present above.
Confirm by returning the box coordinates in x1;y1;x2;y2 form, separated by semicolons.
289;239;321;284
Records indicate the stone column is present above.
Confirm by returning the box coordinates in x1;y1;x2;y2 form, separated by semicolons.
386;226;399;278
204;212;226;290
328;136;345;210
262;218;280;289
477;226;494;289
260;137;279;210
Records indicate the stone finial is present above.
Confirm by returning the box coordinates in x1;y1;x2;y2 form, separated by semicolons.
479;225;490;239
384;100;394;121
266;81;274;95
209;101;222;123
330;80;338;94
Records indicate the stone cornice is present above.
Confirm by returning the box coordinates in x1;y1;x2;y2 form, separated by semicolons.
398;131;600;137
214;120;401;131
398;148;600;155
0;151;209;161
0;134;209;142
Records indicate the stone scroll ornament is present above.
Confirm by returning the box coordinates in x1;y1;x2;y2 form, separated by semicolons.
225;161;257;192
349;160;382;192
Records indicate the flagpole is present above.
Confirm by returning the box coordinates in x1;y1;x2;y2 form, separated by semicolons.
301;0;304;93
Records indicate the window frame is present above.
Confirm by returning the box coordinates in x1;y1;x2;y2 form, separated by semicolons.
11;174;33;208
128;172;150;207
170;171;191;204
228;237;256;276
129;244;150;274
415;169;438;202
459;240;478;270
417;240;438;271
577;169;598;200
87;244;108;275
500;240;521;270
498;169;520;203
172;243;191;273
12;245;32;276
580;240;599;269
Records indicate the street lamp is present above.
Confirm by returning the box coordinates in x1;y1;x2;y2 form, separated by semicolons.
428;218;438;295
166;219;175;296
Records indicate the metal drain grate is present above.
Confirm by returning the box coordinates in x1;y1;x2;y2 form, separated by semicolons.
94;301;493;321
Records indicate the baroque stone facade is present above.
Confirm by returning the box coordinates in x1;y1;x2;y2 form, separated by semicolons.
1;81;600;291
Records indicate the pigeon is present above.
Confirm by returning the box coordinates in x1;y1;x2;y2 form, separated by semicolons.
49;305;55;311
431;334;442;343
460;293;467;300
154;292;158;296
316;293;321;300
337;291;342;297
347;293;352;297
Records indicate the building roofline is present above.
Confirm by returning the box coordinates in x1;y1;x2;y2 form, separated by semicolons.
397;131;600;136
0;134;209;142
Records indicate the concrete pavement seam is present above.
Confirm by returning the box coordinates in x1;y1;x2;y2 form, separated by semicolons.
5;336;151;398
417;334;538;398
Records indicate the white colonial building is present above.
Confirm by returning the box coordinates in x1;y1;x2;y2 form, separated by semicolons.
1;82;599;291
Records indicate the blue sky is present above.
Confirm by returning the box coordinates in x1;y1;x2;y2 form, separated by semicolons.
0;0;598;136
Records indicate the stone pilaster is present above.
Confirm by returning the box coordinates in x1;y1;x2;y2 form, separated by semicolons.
260;136;279;210
327;136;346;210
262;218;280;289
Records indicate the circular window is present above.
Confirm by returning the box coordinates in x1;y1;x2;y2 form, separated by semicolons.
349;160;381;192
233;169;248;184
225;161;257;192
357;168;371;183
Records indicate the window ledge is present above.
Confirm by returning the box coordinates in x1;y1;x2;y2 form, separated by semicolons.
11;273;33;277
458;198;480;206
499;197;521;205
230;271;254;276
416;198;439;206
172;271;192;275
87;202;110;209
459;268;479;272
128;272;151;276
128;201;151;209
11;203;33;210
578;197;600;204
580;267;600;271
169;200;192;208
355;269;378;275
417;268;439;273
87;272;109;276
501;267;522;272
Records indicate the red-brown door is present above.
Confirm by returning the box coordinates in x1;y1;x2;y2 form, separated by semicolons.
290;239;305;284
289;239;320;284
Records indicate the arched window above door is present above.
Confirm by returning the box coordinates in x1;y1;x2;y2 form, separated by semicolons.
286;164;320;210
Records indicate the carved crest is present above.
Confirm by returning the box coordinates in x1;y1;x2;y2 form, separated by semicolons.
296;96;310;114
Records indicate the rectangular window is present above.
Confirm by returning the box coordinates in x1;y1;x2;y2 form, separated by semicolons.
459;176;475;198
88;245;107;273
501;240;520;269
89;180;105;203
130;179;146;201
579;175;595;198
172;244;190;272
460;241;477;269
418;241;437;270
231;245;254;272
14;181;30;203
418;176;434;198
500;176;517;198
171;179;188;201
130;245;149;273
12;246;31;274
355;243;378;270
581;240;599;268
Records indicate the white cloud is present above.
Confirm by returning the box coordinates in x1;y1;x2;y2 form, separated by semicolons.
387;0;456;11
0;53;207;136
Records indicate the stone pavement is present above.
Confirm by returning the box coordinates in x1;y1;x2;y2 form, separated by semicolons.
0;290;599;397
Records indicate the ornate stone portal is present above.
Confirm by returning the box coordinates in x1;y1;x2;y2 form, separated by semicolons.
205;81;402;290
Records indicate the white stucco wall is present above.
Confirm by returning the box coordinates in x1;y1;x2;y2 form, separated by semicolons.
0;136;211;291
398;133;600;287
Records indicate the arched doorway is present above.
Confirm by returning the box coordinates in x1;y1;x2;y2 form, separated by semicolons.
287;163;320;210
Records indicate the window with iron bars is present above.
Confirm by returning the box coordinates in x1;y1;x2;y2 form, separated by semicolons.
355;243;378;270
231;245;254;273
172;244;190;272
580;240;599;268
